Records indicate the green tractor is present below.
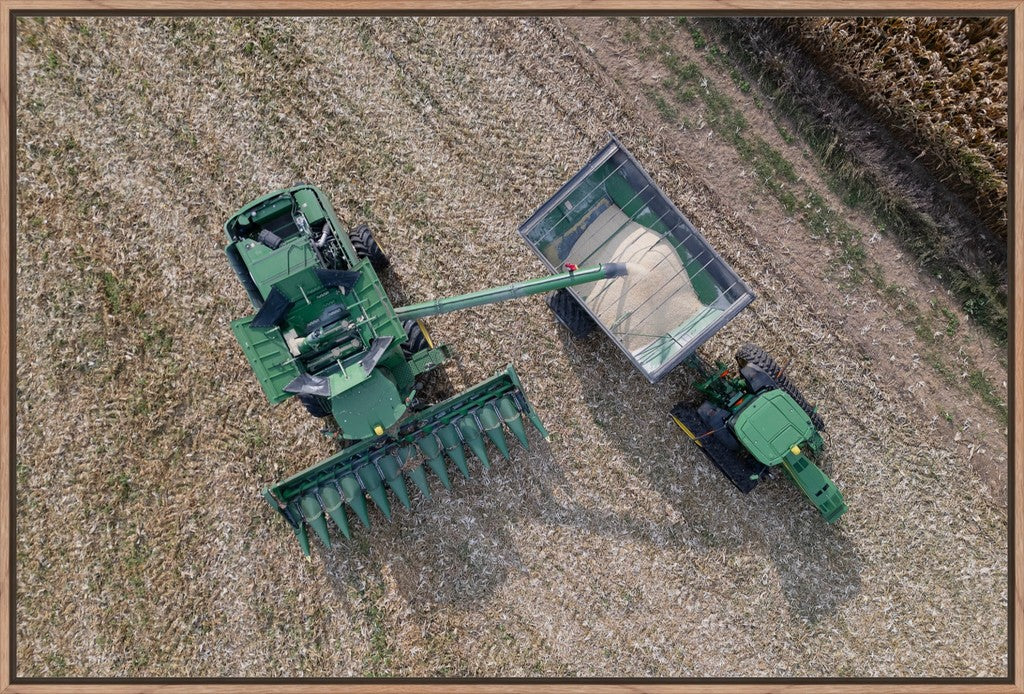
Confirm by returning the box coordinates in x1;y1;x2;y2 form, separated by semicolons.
669;346;845;522
224;183;627;556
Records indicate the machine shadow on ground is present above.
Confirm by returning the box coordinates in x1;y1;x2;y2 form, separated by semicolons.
556;327;864;623
314;265;557;609
316;317;860;623
318;431;571;611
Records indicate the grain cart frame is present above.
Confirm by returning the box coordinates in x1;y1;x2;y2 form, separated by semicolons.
520;137;846;523
224;183;627;555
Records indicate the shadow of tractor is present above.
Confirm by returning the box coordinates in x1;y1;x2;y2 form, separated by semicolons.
552;326;864;622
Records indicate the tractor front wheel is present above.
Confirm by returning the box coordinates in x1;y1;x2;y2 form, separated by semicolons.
735;343;825;430
349;223;390;272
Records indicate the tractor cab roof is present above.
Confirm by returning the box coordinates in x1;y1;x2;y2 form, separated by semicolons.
731;389;817;467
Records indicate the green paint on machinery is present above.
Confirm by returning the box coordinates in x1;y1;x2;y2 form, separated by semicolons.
224;183;627;556
228;138;846;558
669;345;846;523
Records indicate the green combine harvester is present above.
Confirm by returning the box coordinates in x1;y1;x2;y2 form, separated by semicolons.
225;138;844;556
224;183;627;555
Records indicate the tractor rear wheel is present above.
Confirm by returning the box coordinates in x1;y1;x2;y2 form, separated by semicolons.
349;223;390;272
297;393;332;418
547;289;596;339
735;343;825;430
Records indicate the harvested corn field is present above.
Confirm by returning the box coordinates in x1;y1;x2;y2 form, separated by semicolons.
15;16;1008;678
782;17;1008;240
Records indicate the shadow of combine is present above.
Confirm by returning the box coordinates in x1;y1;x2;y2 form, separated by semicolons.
314;301;859;622
314;264;543;608
318;431;570;611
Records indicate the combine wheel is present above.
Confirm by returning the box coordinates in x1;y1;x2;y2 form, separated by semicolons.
349;223;390;272
735;343;825;431
402;319;453;403
297;393;332;418
547;289;596;339
402;320;429;358
225;244;264;309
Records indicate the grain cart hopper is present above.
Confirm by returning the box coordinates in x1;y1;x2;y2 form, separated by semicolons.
225;184;627;555
519;137;846;522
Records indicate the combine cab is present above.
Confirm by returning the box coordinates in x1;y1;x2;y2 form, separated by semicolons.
224;184;627;555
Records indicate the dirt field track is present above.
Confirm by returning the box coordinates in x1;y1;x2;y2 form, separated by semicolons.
15;16;1007;677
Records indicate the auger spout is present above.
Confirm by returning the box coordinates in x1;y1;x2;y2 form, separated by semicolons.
393;263;628;322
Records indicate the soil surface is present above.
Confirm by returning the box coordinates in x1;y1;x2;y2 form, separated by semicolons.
15;16;1007;678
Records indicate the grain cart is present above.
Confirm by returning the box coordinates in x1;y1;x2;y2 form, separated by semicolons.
225;184;628;555
520;137;846;522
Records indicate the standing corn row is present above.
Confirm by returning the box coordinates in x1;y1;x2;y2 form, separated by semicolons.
783;17;1008;239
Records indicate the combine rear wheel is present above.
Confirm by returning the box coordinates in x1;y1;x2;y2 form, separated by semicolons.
547;289;596;339
402;319;429;358
735;343;825;430
349;223;390;272
297;394;331;418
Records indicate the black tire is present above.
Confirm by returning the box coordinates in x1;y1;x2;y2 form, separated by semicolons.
735;343;825;431
670;402;766;493
402;319;429;358
547;289;596;339
349;223;390;272
297;393;332;418
697;401;742;451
